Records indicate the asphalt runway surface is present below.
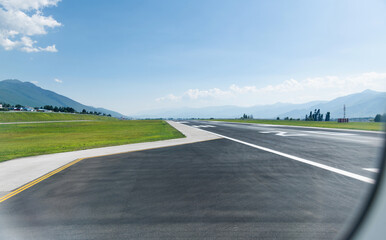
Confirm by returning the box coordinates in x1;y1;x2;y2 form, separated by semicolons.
0;121;384;239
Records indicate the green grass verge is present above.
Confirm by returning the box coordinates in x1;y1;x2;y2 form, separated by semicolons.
209;119;384;131
0;120;184;162
0;112;117;122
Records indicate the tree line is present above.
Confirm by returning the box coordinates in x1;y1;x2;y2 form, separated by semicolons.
0;102;111;117
241;109;331;121
236;110;386;122
374;113;386;122
305;109;330;121
241;113;253;119
42;105;76;113
276;109;331;121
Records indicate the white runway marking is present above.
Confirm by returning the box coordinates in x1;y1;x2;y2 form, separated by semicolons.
304;131;356;136
191;125;216;128
259;130;356;137
259;131;307;137
363;168;379;173
194;128;375;184
275;131;307;137
257;129;374;143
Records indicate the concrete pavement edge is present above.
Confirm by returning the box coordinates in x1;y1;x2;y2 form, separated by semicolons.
0;121;221;194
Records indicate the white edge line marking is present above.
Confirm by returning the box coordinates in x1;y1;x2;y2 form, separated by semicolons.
363;168;379;173
192;126;375;184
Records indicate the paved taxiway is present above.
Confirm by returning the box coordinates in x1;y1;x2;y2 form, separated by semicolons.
0;121;384;239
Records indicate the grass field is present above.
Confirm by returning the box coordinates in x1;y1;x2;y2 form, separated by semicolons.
0;120;184;162
209;119;384;131
0;112;116;122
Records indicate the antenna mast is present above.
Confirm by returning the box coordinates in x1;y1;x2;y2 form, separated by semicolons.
343;104;346;119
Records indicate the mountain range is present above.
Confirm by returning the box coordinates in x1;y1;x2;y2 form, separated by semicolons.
278;89;386;119
0;79;126;118
134;90;386;119
1;79;385;119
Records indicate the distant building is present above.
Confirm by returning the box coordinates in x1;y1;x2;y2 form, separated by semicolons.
37;109;52;112
24;106;35;112
0;104;2;108
337;118;349;123
338;104;349;123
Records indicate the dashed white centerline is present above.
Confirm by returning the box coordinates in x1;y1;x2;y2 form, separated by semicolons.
191;127;376;184
363;168;379;173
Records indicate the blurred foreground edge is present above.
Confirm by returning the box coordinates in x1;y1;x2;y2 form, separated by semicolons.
350;131;386;240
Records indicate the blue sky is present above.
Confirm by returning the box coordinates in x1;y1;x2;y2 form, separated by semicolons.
1;0;386;115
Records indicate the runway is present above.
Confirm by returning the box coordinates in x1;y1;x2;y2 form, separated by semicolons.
0;121;383;239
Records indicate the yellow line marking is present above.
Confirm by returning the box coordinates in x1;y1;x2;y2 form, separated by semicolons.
0;137;220;203
0;158;85;203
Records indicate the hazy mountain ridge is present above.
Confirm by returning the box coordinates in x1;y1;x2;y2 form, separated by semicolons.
136;101;326;119
0;79;126;118
135;90;385;119
1;79;384;119
279;90;386;119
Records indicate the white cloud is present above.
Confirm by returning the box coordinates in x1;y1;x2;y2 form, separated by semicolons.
0;0;60;11
21;43;57;52
156;94;181;102
185;88;232;99
155;88;232;103
40;44;57;52
0;0;61;52
155;72;386;106
54;78;62;83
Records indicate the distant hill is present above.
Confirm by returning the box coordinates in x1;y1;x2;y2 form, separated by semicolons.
279;89;386;119
134;89;386;119
0;79;126;118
